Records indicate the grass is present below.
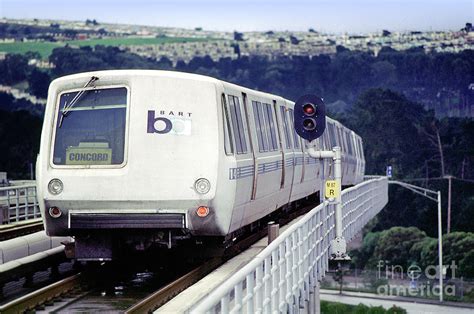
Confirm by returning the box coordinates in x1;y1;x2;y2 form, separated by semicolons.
0;36;217;58
0;41;62;58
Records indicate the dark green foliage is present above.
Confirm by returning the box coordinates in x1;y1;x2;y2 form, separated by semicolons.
320;301;406;314
0;53;29;84
0;92;43;116
350;231;381;269
0;109;42;178
342;88;432;177
27;68;51;98
418;232;474;278
49;45;161;77
340;88;474;234
44;47;474;118
369;227;427;269
354;226;474;277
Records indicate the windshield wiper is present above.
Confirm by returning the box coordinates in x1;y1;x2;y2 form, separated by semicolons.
59;76;99;128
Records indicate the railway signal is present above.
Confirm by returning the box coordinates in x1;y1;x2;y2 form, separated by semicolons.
293;94;326;142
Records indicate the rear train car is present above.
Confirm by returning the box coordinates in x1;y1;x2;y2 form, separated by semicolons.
36;70;364;260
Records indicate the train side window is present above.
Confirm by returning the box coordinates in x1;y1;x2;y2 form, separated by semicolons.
221;94;234;155
352;134;359;158
252;100;269;152
323;125;330;150
345;131;353;155
234;96;249;154
279;106;292;149
328;123;337;148
336;126;345;153
228;95;247;154
264;103;278;151
288;109;300;149
358;138;364;157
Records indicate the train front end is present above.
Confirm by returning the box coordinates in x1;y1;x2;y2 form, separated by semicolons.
36;70;228;260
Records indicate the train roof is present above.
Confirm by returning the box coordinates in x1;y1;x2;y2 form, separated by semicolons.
50;69;345;129
50;69;291;102
50;69;220;85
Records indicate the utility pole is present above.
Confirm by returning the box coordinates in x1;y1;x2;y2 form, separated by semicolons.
445;175;453;234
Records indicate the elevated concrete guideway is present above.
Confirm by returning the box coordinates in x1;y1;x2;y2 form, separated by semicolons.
162;177;389;313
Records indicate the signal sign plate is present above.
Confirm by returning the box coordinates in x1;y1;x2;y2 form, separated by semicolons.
325;180;339;198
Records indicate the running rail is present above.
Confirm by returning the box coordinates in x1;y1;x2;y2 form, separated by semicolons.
191;177;388;313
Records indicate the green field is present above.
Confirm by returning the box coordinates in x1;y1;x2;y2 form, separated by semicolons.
0;41;62;58
0;36;216;58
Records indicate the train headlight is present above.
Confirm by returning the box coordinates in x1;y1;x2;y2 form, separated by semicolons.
48;179;63;195
194;178;211;194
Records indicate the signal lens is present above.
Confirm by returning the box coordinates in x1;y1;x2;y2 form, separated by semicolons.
303;118;317;131
303;103;316;116
48;206;62;218
196;206;209;217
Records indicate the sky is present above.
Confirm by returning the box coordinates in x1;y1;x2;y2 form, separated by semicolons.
0;0;472;33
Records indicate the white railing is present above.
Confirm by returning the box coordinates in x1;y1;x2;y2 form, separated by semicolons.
191;177;388;313
0;184;40;224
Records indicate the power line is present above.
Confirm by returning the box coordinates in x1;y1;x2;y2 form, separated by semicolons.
397;177;474;184
453;177;474;184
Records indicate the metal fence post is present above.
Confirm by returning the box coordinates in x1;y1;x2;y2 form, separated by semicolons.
15;186;20;222
268;221;280;244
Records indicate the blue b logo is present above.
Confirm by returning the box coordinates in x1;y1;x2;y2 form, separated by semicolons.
147;110;173;134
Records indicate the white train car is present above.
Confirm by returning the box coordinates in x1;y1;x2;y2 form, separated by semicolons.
36;70;365;260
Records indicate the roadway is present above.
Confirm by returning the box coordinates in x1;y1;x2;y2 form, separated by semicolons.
320;289;474;314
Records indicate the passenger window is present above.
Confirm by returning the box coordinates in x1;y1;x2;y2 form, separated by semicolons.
264;103;278;151
358;138;364;157
288;109;300;149
228;95;247;154
279;106;292;149
328;123;337;148
345;132;353;155
323;125;330;150
336;127;345;153
252;100;269;152
222;94;234;155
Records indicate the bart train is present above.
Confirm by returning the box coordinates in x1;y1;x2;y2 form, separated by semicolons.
36;70;365;260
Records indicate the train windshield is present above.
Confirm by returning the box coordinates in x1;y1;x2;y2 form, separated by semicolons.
52;87;127;166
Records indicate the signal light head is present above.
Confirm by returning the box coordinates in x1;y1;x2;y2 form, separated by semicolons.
303;103;316;116
303;118;317;131
293;94;326;142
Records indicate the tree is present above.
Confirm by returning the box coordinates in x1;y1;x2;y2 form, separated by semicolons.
350;231;381;269
0;54;29;84
368;227;427;269
419;232;474;278
343;88;432;177
28;68;51;98
0;109;42;178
